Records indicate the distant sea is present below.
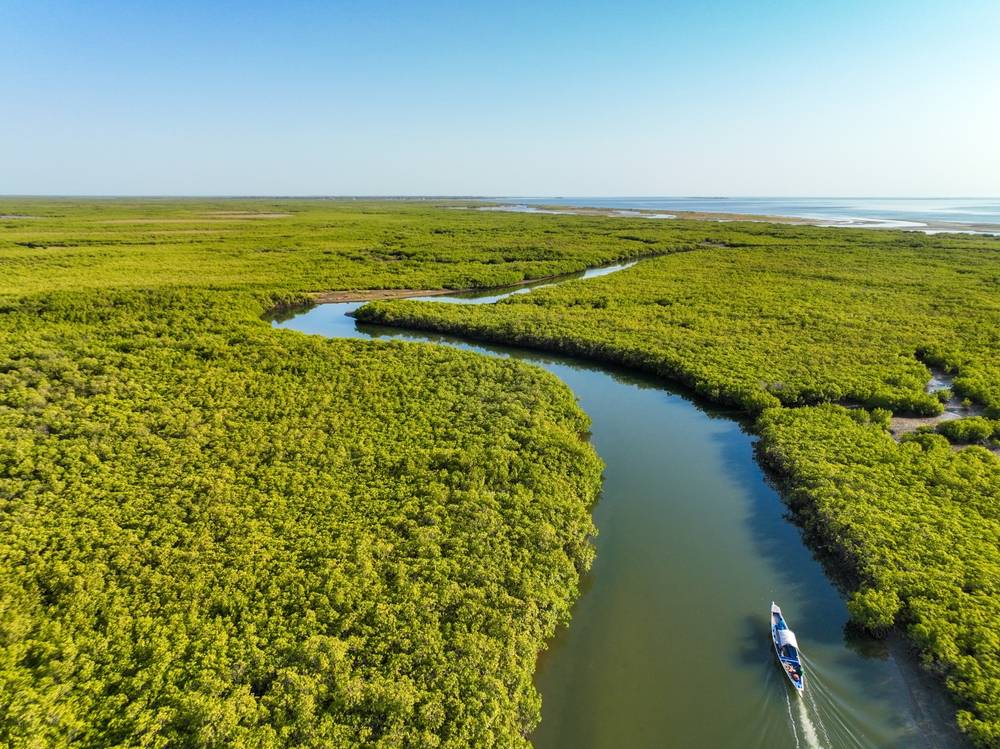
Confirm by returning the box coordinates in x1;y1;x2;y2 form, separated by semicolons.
496;197;1000;233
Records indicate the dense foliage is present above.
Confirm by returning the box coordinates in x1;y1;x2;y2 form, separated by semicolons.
357;232;1000;416
935;417;1000;446
0;200;650;747
4;199;1000;745
0;198;677;300
356;228;1000;745
0;287;607;748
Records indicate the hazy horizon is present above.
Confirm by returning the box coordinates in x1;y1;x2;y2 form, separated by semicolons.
3;193;1000;198
3;1;999;196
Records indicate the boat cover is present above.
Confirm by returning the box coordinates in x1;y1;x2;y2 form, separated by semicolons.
776;629;799;650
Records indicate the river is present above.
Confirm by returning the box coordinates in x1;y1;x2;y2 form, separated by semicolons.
271;264;964;748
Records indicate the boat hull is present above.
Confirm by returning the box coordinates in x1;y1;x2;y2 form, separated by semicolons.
773;646;806;692
770;603;805;692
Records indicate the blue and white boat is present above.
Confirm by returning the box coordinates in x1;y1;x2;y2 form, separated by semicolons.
771;602;805;692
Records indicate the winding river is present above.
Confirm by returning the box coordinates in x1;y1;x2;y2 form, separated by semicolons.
272;263;964;749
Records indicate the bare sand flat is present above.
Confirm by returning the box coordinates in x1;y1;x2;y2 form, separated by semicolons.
890;410;964;436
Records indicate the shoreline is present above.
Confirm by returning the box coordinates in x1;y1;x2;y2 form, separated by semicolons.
463;202;1000;235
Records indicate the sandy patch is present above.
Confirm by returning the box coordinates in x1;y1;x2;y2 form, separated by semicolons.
889;411;962;436
889;376;996;454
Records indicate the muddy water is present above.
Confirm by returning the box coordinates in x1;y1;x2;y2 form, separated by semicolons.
273;268;964;749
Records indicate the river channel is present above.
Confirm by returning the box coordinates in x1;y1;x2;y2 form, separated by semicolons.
272;262;963;749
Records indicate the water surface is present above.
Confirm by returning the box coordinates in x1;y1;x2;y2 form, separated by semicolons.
493;197;1000;232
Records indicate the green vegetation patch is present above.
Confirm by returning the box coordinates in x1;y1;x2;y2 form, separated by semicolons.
357;232;1000;416
4;198;1000;745
935;417;1000;446
0;199;654;747
0;288;602;747
356;228;1000;745
0;198;676;300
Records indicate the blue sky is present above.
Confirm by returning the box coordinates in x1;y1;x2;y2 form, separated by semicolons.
2;1;998;195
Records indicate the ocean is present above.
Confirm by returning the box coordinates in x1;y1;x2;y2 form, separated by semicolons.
496;197;1000;233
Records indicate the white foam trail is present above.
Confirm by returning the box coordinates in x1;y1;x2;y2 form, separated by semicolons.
785;690;801;749
800;654;867;749
796;695;824;748
805;685;832;746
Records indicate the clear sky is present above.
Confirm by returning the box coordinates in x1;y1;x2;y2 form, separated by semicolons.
2;0;998;196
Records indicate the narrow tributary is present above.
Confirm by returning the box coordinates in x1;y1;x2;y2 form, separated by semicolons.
273;262;965;749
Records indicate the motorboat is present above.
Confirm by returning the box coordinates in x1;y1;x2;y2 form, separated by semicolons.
771;602;805;692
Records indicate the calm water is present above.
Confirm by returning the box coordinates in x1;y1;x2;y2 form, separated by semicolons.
272;268;963;748
495;197;1000;231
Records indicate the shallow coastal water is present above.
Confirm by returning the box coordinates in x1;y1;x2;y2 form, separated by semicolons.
493;197;1000;233
272;268;965;748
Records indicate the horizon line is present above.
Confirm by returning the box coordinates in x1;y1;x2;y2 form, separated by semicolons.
2;194;999;200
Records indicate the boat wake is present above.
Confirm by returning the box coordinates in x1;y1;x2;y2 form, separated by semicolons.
784;690;800;748
795;691;823;748
781;654;869;749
